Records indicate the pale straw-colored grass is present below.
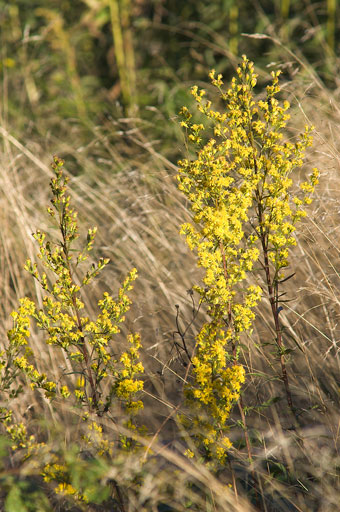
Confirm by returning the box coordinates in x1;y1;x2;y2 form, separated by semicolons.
1;52;340;509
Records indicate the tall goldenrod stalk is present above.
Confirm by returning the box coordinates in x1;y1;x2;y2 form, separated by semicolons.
178;56;319;466
178;62;263;465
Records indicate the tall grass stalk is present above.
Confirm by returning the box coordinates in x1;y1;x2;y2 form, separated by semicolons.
109;0;136;111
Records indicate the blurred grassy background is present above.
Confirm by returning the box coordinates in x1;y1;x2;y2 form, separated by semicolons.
2;0;339;324
1;1;340;510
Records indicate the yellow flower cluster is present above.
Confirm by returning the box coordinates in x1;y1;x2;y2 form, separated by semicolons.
180;56;319;281
6;422;46;461
0;156;146;504
82;420;115;457
178;56;319;464
43;461;89;503
5;419;107;506
114;333;144;414
178;57;269;465
1;157;145;476
181;321;246;463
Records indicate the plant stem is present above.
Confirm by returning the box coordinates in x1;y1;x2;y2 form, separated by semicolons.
256;202;294;414
60;208;99;411
249;121;295;414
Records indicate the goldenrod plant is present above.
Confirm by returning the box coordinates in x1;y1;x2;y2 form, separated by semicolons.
0;156;144;508
178;55;319;464
5;156;143;417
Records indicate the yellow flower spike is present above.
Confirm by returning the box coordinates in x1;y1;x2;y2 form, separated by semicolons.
2;155;145;460
178;55;319;467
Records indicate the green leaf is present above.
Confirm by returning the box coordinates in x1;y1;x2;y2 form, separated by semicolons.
5;483;28;512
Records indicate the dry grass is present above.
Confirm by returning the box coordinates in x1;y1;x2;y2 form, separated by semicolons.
1;54;340;510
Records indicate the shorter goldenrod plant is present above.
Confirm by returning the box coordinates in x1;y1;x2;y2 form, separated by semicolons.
0;156;145;506
3;156;144;418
